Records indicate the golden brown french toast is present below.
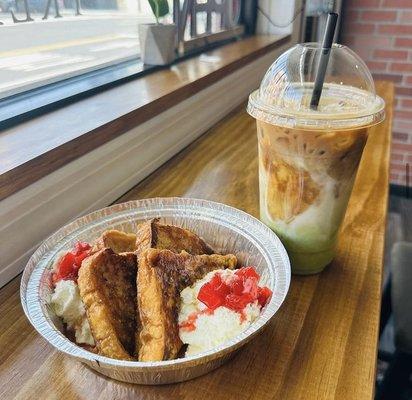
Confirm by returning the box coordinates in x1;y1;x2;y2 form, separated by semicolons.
78;248;137;360
135;218;214;257
133;219;215;358
137;249;237;361
91;230;137;254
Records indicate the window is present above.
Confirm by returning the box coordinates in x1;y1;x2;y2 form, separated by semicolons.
0;0;245;125
0;1;157;99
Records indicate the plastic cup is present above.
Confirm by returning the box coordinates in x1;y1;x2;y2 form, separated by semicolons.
247;43;385;275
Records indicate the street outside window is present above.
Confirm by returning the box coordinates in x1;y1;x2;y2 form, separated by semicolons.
0;0;243;103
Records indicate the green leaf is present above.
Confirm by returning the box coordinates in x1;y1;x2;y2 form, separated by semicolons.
148;0;169;20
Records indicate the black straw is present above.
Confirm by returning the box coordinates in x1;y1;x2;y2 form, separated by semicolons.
310;12;339;110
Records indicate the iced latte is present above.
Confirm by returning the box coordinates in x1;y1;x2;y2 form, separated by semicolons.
257;100;370;273
248;44;385;274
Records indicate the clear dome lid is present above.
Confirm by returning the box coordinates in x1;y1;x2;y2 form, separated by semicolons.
247;43;385;129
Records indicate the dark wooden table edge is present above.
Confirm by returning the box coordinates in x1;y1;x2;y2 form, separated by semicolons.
0;35;290;202
371;81;393;400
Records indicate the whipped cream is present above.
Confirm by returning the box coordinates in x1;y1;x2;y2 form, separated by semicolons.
51;280;95;346
179;269;261;356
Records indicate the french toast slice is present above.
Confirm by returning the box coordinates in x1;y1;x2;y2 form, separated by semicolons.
91;230;137;254
135;218;214;257
78;248;137;360
137;249;237;361
133;219;215;358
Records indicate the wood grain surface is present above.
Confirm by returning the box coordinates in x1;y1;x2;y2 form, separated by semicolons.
0;81;393;400
0;34;289;201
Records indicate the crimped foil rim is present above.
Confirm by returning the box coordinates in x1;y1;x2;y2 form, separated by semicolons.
21;197;290;371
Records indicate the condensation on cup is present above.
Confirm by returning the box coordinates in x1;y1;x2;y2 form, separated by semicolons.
247;43;385;275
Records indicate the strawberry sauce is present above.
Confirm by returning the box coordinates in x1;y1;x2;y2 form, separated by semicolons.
179;267;272;332
52;242;91;285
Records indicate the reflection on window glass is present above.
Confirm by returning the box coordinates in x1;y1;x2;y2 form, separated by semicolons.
0;0;168;98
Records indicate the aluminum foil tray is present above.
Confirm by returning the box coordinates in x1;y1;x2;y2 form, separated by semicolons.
21;197;290;384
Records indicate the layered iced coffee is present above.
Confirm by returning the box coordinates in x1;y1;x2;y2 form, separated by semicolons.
257;98;371;273
248;53;385;274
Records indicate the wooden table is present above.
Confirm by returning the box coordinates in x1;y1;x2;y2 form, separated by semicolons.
0;81;393;399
